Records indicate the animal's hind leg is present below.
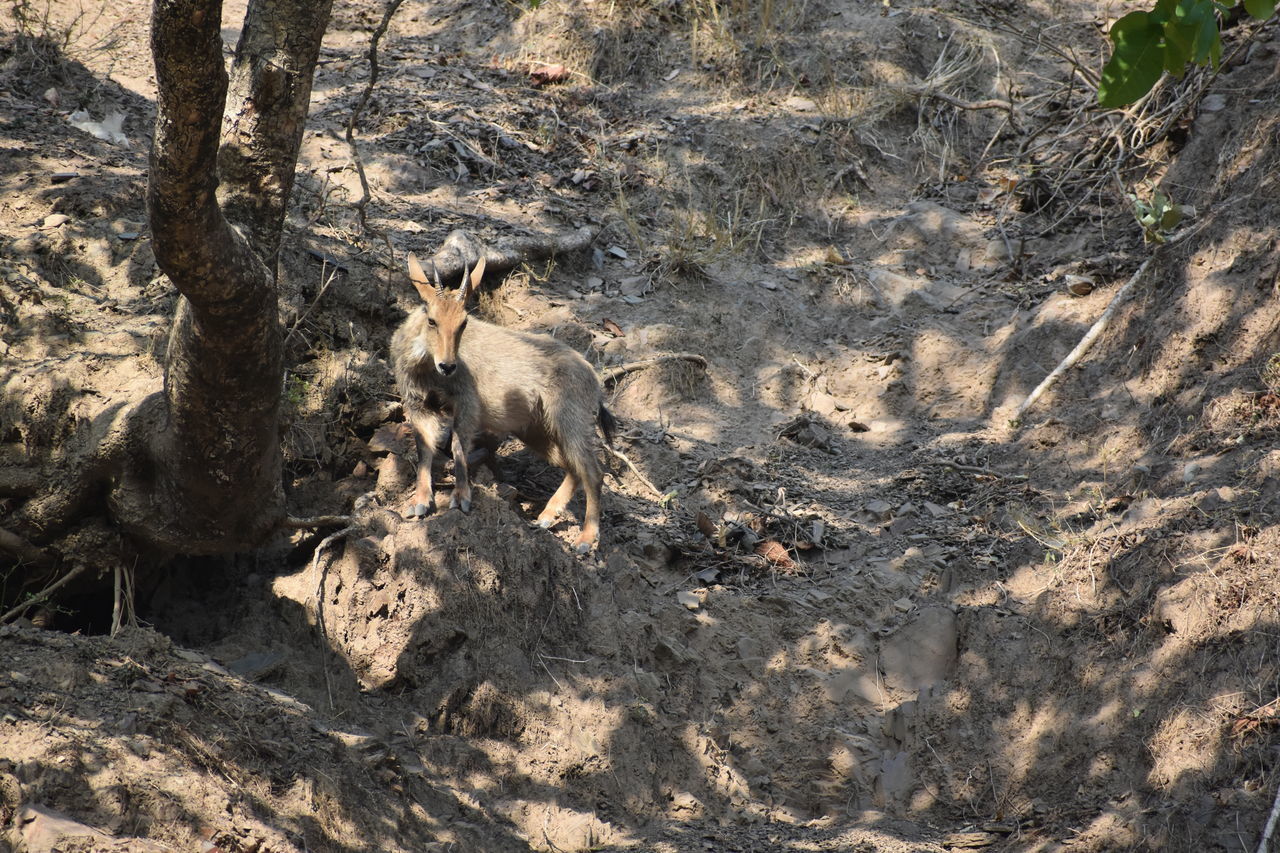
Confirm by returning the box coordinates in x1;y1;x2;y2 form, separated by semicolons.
536;472;578;529
571;462;603;554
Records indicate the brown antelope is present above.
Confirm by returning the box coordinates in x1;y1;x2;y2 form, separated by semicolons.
390;253;616;553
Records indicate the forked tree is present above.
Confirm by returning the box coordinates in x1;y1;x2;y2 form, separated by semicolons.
1;0;332;601
122;0;332;553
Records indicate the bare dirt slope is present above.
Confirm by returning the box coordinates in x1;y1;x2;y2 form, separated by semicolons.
5;0;1280;850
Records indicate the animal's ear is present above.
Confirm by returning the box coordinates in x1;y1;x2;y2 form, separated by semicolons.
407;253;435;302
458;255;485;304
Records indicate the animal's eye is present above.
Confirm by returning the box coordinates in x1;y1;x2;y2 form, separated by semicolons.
427;317;437;328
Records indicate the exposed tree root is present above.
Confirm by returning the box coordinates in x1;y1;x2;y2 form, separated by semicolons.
0;527;52;567
420;227;599;287
602;353;709;384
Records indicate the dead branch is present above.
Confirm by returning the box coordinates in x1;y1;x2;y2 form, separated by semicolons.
1257;775;1280;853
282;514;354;530
1010;255;1154;428
929;460;1029;482
604;445;666;500
1;562;88;624
1012;209;1208;428
602;353;708;384
423;227;599;287
345;0;406;237
908;87;1017;116
312;523;354;711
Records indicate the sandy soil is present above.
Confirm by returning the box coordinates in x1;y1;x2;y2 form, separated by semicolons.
4;0;1280;850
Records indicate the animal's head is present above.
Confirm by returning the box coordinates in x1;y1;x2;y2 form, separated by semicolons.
406;253;487;377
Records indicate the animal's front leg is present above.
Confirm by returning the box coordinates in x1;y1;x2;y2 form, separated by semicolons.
407;411;447;518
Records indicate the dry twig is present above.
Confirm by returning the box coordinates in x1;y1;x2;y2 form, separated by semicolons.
1010;255;1153;427
604;445;666;500
312;523;354;711
345;0;406;240
930;459;1029;481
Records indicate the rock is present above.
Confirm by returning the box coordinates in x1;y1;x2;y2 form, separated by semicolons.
923;501;951;518
375;453;414;500
879;605;958;692
676;590;702;611
1201;93;1228;112
864;500;894;522
41;213;70;229
226;650;285;681
619;275;649;297
785;95;817;111
873;750;913;808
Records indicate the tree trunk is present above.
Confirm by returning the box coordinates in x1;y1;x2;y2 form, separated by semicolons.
107;0;332;554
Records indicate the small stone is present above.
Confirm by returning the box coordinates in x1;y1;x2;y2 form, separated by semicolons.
677;590;702;611
923;501;950;518
42;213;70;228
606;245;628;259
1201;93;1228;112
865;500;893;522
785;95;817;111
893;597;913;613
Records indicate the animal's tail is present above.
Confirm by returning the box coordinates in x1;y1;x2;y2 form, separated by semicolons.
597;404;617;447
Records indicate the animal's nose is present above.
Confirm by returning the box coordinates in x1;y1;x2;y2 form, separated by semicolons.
437;361;456;376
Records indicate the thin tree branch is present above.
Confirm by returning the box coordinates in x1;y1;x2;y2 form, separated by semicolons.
1010;255;1154;428
1;563;88;624
346;0;407;238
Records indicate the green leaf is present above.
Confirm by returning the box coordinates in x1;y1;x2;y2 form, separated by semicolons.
1189;5;1220;63
1099;11;1168;106
1245;0;1276;19
1162;21;1193;74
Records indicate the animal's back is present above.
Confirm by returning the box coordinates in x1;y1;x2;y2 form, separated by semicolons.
458;318;603;440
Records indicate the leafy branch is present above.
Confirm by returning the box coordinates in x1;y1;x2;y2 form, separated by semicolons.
1098;0;1275;107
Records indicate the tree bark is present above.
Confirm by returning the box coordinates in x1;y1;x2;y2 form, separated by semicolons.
107;0;331;554
219;0;333;262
